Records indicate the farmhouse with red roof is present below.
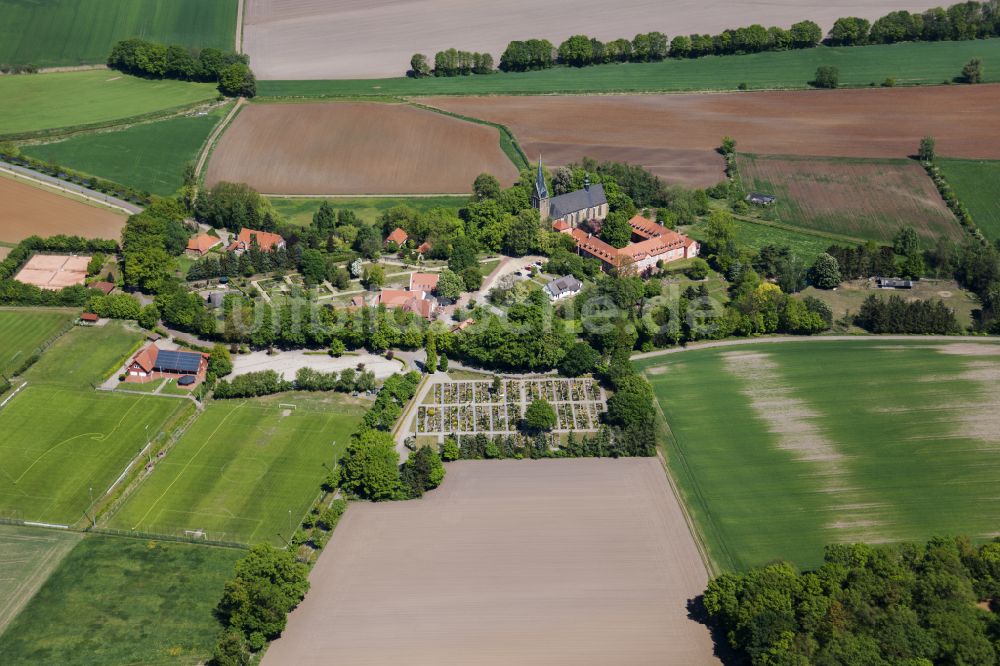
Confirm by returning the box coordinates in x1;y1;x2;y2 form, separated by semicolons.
227;229;286;254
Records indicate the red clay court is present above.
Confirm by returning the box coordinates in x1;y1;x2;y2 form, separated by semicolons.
15;254;89;290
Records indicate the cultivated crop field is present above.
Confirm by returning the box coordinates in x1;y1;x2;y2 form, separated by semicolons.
245;0;926;80
0;174;126;244
206;102;519;195
0;308;76;378
0;535;241;665
23;104;231;196
109;393;366;544
637;340;1000;571
937;158;1000;242
0;525;80;635
418;84;1000;187
737;154;960;244
0;0;237;68
0;70;218;138
687;217;843;265
264;459;718;665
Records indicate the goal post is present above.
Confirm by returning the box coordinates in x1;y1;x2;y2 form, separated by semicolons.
278;403;297;410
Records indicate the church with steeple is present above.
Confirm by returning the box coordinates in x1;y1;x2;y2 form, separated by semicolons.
531;158;608;229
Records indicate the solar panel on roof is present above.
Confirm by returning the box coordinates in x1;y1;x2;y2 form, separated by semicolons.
154;350;202;374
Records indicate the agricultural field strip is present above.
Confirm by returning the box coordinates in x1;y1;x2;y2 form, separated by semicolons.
936;158;1000;242
0;526;81;635
415;378;606;436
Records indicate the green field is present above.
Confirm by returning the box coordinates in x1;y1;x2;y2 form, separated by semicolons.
23;321;144;389
0;534;240;665
0;526;80;635
686;216;844;264
259;39;1000;98
0;0;236;68
637;340;1000;571
23;103;231;195
0;309;76;378
737;153;962;245
109;392;366;544
269;195;468;226
0;70;218;138
937;158;1000;242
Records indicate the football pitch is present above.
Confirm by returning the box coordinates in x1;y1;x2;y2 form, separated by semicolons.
0;308;76;378
636;339;1000;572
22;321;144;389
0;525;80;635
0;534;241;665
109;393;366;545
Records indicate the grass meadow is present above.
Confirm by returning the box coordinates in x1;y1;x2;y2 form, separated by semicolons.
0;308;76;377
0;526;80;635
109;392;366;544
22;321;145;388
686;216;842;265
637;340;1000;571
737;153;962;246
0;71;218;138
0;535;240;665
269;195;468;226
23;103;232;195
0;0;236;68
258;39;1000;98
937;158;1000;242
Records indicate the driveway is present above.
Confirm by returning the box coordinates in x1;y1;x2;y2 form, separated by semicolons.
230;349;403;381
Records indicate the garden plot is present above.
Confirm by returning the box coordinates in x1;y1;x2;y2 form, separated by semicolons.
414;377;605;440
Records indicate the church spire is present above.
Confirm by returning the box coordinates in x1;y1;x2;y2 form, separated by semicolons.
534;155;548;200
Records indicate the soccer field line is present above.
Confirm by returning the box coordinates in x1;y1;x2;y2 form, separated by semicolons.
130;401;246;531
10;393;147;485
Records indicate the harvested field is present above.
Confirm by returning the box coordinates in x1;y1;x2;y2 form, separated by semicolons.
244;0;919;80
418;85;1000;187
738;154;960;244
0;174;126;244
205;102;519;194
15;255;90;291
264;459;718;665
636;340;1000;570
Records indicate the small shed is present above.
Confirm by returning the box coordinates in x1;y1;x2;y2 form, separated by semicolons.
79;312;99;324
177;375;197;387
876;277;913;289
745;192;776;206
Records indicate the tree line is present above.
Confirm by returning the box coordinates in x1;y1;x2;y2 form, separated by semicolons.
409;50;494;77
107;38;256;97
704;536;1000;665
212;366;377;399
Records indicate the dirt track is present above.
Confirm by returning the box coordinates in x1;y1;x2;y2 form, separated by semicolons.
419;85;1000;187
0;174;125;244
263;459;719;665
205;102;519;194
244;0;919;80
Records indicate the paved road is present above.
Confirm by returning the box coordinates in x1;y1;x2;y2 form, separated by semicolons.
631;334;1000;361
0;160;142;215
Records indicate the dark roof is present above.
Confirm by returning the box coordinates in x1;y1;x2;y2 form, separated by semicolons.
549;184;606;221
534;158;548;201
545;275;583;298
153;350;203;374
746;192;776;203
177;375;197;386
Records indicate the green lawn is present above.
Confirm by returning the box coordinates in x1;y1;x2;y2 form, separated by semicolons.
259;39;1000;98
23;321;144;389
109;392;366;544
0;0;236;68
269;195;468;226
0;535;241;665
686;216;844;264
737;153;962;245
0;526;80;635
637;340;1000;572
0;70;218;138
937;158;1000;242
23;103;232;195
0;309;76;378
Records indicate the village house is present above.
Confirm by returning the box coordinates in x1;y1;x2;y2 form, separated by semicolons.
125;344;208;385
186;233;223;257
409;272;439;293
376;288;437;319
544;275;583;301
227;228;286;255
385;227;409;247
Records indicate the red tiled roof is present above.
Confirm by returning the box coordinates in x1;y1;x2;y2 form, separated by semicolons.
552;220;571;232
80;312;99;322
377;289;435;319
131;344;159;373
234;228;285;252
89;281;115;295
409;272;439;293
417;241;432;254
186;233;222;254
385;227;408;246
570;226;697;267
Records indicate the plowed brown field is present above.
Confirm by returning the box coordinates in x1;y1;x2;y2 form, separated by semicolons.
418;85;1000;187
205;102;519;195
264;459;719;666
0;174;126;244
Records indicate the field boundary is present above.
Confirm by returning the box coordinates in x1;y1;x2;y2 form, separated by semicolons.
410;102;529;170
194;97;245;187
0;164;139;215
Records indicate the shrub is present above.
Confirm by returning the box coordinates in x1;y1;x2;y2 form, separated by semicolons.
812;65;840;88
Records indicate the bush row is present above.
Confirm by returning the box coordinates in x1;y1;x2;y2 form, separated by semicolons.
212;366;379;400
924;161;983;241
